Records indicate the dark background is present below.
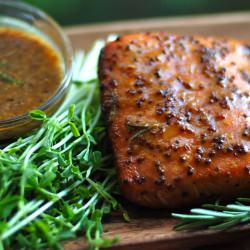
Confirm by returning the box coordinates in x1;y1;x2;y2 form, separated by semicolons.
22;0;250;26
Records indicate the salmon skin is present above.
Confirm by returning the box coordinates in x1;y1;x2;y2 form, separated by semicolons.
99;32;250;208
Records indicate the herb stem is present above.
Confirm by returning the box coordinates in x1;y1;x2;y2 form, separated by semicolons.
2;181;83;240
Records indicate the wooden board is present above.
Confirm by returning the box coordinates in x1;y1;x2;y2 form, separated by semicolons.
63;12;250;250
65;12;250;50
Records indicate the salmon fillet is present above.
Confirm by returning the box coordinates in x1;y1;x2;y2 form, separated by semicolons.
98;33;250;208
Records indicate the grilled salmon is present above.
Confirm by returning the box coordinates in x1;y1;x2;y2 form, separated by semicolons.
99;33;250;208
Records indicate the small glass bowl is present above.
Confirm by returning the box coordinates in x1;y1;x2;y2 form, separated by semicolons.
0;0;72;141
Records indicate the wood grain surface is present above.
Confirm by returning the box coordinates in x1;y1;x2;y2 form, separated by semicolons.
64;218;250;250
65;12;250;50
64;12;250;249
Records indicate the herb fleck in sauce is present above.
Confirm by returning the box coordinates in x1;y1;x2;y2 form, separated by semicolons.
0;28;62;120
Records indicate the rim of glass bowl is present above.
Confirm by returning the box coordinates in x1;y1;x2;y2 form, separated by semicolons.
0;0;73;126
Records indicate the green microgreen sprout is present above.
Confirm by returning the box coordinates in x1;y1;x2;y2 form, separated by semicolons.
0;37;121;250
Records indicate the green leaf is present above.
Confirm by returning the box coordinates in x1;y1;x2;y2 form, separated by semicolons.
57;154;68;167
61;202;75;220
29;110;47;121
71;165;83;180
0;222;8;234
72;80;83;87
40;170;57;188
76;186;91;199
191;208;235;218
56;231;76;241
69;121;81;137
0;196;21;219
209;218;242;230
92;151;102;166
238;198;250;203
172;213;214;220
87;178;118;209
174;220;220;231
123;212;130;222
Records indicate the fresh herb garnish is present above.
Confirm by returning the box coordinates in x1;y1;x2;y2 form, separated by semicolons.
29;110;47;121
0;39;121;249
130;127;151;141
0;72;23;85
172;198;250;230
3;33;250;250
126;119;153;130
126;117;160;141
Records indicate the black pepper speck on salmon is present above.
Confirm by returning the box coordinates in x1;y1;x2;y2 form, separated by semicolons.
99;33;250;208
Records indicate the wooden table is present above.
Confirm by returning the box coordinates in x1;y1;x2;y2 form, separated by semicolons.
63;12;250;249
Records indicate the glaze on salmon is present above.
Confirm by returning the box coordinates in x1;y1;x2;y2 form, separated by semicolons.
99;33;250;208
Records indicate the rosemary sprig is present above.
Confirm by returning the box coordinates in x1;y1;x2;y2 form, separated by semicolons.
172;198;250;231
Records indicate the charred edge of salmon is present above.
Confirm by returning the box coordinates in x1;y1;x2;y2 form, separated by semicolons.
99;46;120;124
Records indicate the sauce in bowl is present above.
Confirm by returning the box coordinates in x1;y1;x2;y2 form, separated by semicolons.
0;28;62;121
0;0;72;140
